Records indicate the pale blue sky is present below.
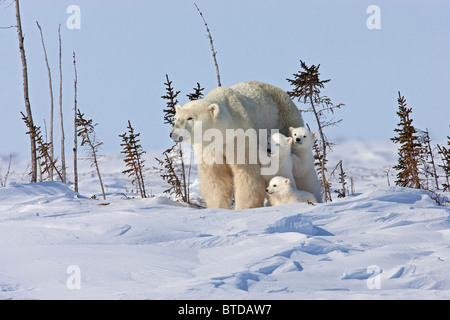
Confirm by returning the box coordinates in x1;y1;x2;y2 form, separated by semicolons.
1;0;449;159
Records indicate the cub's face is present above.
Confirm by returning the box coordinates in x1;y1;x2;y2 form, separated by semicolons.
265;176;291;195
267;133;292;156
289;127;317;147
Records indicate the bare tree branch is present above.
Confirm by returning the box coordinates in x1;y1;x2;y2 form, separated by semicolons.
58;24;66;182
73;51;79;193
194;3;221;87
36;20;54;181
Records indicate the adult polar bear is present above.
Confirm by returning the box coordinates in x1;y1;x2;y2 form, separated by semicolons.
170;81;304;209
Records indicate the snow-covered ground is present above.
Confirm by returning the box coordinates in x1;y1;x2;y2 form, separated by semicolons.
0;141;449;300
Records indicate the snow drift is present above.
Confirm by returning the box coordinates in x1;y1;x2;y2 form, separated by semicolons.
0;141;449;299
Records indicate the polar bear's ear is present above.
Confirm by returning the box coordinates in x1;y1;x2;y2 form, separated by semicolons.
208;103;219;118
313;132;318;139
289;127;293;133
284;179;290;184
175;104;182;113
286;137;292;144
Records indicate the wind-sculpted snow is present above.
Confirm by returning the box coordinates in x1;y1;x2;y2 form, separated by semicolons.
266;215;334;236
0;142;449;299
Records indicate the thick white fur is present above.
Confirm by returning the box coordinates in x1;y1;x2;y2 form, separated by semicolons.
266;176;317;205
262;132;295;184
171;81;304;209
289;127;323;203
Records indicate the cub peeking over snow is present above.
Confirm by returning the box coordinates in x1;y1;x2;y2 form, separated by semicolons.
289;127;323;203
265;176;317;205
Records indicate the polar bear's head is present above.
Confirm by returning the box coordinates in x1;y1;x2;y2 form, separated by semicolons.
265;176;293;195
170;100;232;144
289;127;317;148
267;132;292;158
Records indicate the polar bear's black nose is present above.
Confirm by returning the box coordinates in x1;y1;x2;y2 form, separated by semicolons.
267;148;271;153
170;132;173;138
296;138;301;142
265;188;268;192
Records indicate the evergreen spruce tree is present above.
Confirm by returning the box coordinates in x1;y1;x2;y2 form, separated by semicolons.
390;92;422;189
418;128;440;190
287;60;344;202
334;160;347;198
20;112;63;182
437;137;450;192
161;74;180;126
186;82;204;101
155;76;204;204
119;120;147;198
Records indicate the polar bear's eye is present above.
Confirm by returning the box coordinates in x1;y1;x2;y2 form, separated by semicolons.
273;184;277;187
187;117;193;121
303;135;307;138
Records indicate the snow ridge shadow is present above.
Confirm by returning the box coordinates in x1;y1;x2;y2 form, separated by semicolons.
265;214;334;237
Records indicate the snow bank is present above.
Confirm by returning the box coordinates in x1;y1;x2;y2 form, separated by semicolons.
0;141;449;299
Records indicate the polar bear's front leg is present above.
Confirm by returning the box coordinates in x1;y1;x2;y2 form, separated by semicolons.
198;163;233;209
230;163;266;209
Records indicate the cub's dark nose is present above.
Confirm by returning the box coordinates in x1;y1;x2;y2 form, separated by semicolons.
170;132;173;138
267;148;271;153
296;138;301;142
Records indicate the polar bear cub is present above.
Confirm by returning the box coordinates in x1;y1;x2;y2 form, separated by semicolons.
265;176;317;205
289;127;323;203
262;132;295;184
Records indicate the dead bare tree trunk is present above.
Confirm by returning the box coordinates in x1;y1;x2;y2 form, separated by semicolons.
58;24;66;182
309;92;329;201
194;3;221;87
15;0;37;182
36;21;54;181
73;51;78;193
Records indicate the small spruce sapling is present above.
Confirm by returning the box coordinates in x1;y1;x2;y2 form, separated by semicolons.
76;109;106;200
20;111;64;181
333;160;347;198
390;92;422;189
418;128;440;190
119;120;148;198
155;76;204;204
155;75;189;203
437;137;450;192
